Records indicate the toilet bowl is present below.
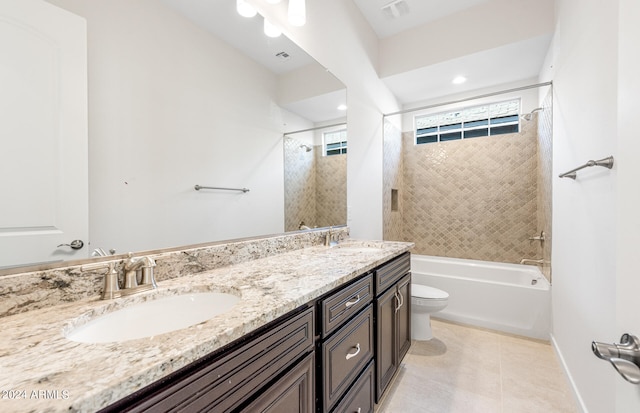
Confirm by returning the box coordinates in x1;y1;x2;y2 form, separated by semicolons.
411;284;449;341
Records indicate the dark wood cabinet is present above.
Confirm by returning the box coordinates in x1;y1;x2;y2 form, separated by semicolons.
320;304;374;412
101;306;315;413
374;253;411;402
317;273;374;413
331;360;375;413
376;285;399;396
240;352;315;413
319;274;373;339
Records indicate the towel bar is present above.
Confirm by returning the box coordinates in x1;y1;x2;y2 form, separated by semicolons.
559;156;614;179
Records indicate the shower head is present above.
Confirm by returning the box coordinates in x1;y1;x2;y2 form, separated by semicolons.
300;144;312;152
521;107;544;121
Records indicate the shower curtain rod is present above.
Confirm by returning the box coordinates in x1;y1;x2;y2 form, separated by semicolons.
283;122;347;136
382;81;553;118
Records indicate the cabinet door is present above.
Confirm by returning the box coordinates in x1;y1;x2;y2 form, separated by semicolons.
397;274;412;362
240;352;314;413
322;305;374;413
375;286;398;401
331;360;374;413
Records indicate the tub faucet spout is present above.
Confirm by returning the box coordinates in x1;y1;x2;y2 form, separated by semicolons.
520;258;544;266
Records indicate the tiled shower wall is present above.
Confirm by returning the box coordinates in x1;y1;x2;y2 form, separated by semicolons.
284;140;346;231
537;90;553;280
284;138;316;231
315;150;347;228
383;119;404;241
400;119;540;263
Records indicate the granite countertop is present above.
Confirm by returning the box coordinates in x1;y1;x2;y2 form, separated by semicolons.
0;240;412;412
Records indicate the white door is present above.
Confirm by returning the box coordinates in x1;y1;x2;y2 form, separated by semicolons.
0;0;87;269
616;0;640;410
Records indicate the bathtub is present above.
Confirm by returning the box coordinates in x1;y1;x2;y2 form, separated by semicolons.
411;254;551;340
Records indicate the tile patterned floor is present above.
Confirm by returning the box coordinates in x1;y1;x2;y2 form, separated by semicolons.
377;319;578;413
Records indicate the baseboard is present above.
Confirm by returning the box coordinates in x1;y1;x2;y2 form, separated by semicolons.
550;333;589;413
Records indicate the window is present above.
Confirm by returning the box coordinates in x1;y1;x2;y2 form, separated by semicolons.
415;99;520;145
323;129;347;156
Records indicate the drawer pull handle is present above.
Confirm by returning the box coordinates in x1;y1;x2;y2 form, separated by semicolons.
394;291;400;314
346;343;361;360
345;295;361;308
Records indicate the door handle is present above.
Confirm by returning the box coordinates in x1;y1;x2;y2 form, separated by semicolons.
592;333;640;384
57;239;84;250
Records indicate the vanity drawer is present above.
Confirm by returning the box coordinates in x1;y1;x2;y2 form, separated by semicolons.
331;360;374;413
321;305;374;413
126;307;314;413
375;252;410;295
319;273;373;338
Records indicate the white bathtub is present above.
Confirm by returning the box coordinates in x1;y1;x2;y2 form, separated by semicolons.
411;254;551;340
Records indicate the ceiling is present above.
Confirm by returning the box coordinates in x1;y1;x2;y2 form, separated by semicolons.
352;0;492;39
161;0;552;119
351;0;552;104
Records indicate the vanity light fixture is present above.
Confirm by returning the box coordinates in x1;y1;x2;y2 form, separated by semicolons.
264;18;282;37
288;0;306;26
237;0;257;18
452;75;467;85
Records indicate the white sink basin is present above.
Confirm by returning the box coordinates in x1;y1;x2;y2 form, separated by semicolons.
66;292;240;343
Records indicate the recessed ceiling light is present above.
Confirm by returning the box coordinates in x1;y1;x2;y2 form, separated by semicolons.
337;104;347;111
452;76;467;85
236;0;257;18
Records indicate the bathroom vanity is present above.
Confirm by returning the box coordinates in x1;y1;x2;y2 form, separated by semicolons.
102;253;411;413
0;231;412;413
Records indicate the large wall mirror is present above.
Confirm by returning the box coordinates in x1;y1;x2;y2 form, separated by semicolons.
0;0;346;273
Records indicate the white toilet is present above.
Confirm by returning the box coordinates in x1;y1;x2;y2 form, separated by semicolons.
411;284;449;340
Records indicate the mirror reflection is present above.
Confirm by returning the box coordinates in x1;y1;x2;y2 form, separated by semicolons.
1;0;346;272
283;122;347;232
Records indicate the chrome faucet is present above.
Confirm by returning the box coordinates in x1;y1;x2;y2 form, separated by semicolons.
81;253;158;300
123;253;146;289
325;227;345;247
520;258;544;266
325;227;336;246
121;253;157;296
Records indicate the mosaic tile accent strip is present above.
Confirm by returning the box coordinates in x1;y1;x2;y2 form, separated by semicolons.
401;121;539;263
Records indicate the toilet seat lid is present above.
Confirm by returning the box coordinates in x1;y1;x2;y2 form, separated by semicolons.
412;284;449;299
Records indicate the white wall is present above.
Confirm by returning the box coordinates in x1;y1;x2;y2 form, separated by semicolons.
540;0;619;411
47;0;296;253
616;0;640;410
